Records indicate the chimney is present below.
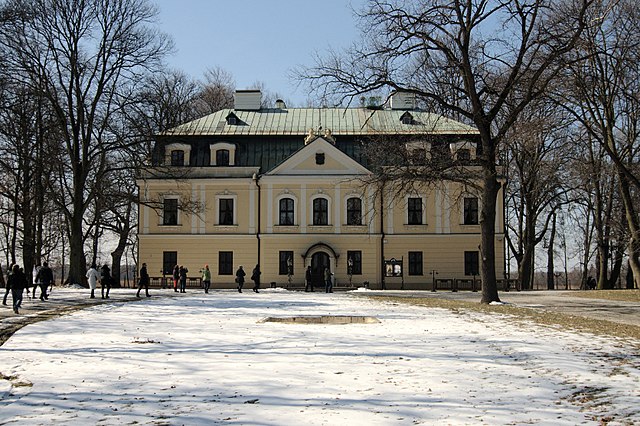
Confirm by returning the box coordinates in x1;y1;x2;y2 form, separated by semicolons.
390;92;416;110
234;90;262;110
275;99;286;109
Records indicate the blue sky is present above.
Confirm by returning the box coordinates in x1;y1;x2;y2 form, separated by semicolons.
155;0;365;106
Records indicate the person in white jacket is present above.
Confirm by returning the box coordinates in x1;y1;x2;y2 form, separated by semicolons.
86;264;100;299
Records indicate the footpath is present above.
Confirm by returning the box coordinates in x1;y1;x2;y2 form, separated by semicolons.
361;289;640;327
1;287;638;346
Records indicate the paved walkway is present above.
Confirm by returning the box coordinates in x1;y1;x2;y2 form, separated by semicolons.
1;287;638;346
360;289;640;327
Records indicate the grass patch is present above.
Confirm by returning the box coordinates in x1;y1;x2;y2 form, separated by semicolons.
364;295;640;345
569;289;640;303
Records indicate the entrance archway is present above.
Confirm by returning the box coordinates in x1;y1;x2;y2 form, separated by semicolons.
311;252;330;289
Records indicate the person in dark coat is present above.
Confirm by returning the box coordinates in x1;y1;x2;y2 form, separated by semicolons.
100;264;112;299
172;264;179;293
8;264;28;314
305;265;313;292
136;262;150;297
251;264;261;293
179;265;188;293
235;265;246;293
35;262;54;301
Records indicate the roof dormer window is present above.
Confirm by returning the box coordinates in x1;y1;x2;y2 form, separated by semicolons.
400;111;414;125
225;112;239;125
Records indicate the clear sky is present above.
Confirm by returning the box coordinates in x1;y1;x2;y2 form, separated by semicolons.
154;0;365;106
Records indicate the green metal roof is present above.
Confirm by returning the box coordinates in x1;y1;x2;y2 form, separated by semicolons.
162;108;478;136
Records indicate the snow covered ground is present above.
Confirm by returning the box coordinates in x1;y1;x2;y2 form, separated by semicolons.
0;288;638;425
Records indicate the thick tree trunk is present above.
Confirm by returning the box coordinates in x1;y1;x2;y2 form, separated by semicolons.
480;171;500;304
67;209;86;285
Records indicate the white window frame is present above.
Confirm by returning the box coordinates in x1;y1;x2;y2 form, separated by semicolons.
344;194;364;226
210;142;236;166
215;194;237;226
161;196;180;226
276;194;298;226
165;143;191;165
406;195;427;225
310;194;331;226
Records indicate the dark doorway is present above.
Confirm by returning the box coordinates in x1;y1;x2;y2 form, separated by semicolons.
311;252;330;289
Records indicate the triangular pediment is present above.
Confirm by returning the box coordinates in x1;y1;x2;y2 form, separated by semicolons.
266;137;371;176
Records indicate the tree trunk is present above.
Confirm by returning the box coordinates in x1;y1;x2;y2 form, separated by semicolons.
547;213;556;290
480;169;500;304
67;205;86;285
618;173;640;289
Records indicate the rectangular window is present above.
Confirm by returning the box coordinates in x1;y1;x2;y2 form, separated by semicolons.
464;197;479;225
464;251;480;276
219;198;234;225
313;198;328;225
346;198;362;225
163;199;178;225
407;198;423;225
279;251;294;275
346;250;362;275
216;149;230;166
219;251;233;275
279;198;295;225
170;150;184;166
408;251;423;276
162;251;177;275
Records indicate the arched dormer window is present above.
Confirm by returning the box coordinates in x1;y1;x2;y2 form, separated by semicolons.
210;143;236;166
165;143;191;166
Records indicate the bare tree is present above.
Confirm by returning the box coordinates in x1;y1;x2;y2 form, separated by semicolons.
558;0;640;288
299;0;593;302
0;0;171;284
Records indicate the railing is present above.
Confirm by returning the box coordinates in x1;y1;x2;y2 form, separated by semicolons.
148;277;202;289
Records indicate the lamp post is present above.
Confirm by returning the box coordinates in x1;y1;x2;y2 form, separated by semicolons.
431;269;438;292
287;256;293;287
348;257;354;287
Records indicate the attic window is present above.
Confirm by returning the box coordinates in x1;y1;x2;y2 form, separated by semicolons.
225;112;239;125
457;149;471;161
400;112;414;125
316;153;325;165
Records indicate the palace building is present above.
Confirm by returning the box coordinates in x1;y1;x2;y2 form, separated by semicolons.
137;90;505;289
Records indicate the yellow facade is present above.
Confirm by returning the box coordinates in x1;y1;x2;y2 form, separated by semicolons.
139;133;505;289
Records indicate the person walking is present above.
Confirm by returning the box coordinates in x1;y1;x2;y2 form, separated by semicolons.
324;267;333;293
179;265;188;293
201;265;211;294
2;263;14;306
100;264;112;299
305;265;313;292
172;264;179;292
136;262;150;297
251;264;261;293
7;264;28;314
86;263;100;299
235;265;245;293
35;262;54;301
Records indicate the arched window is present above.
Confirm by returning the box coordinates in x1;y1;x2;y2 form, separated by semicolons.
279;198;295;225
346;197;362;225
312;198;328;225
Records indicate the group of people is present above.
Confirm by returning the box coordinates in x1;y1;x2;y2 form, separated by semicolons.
234;264;261;293
304;265;334;293
85;263;116;299
2;262;54;314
